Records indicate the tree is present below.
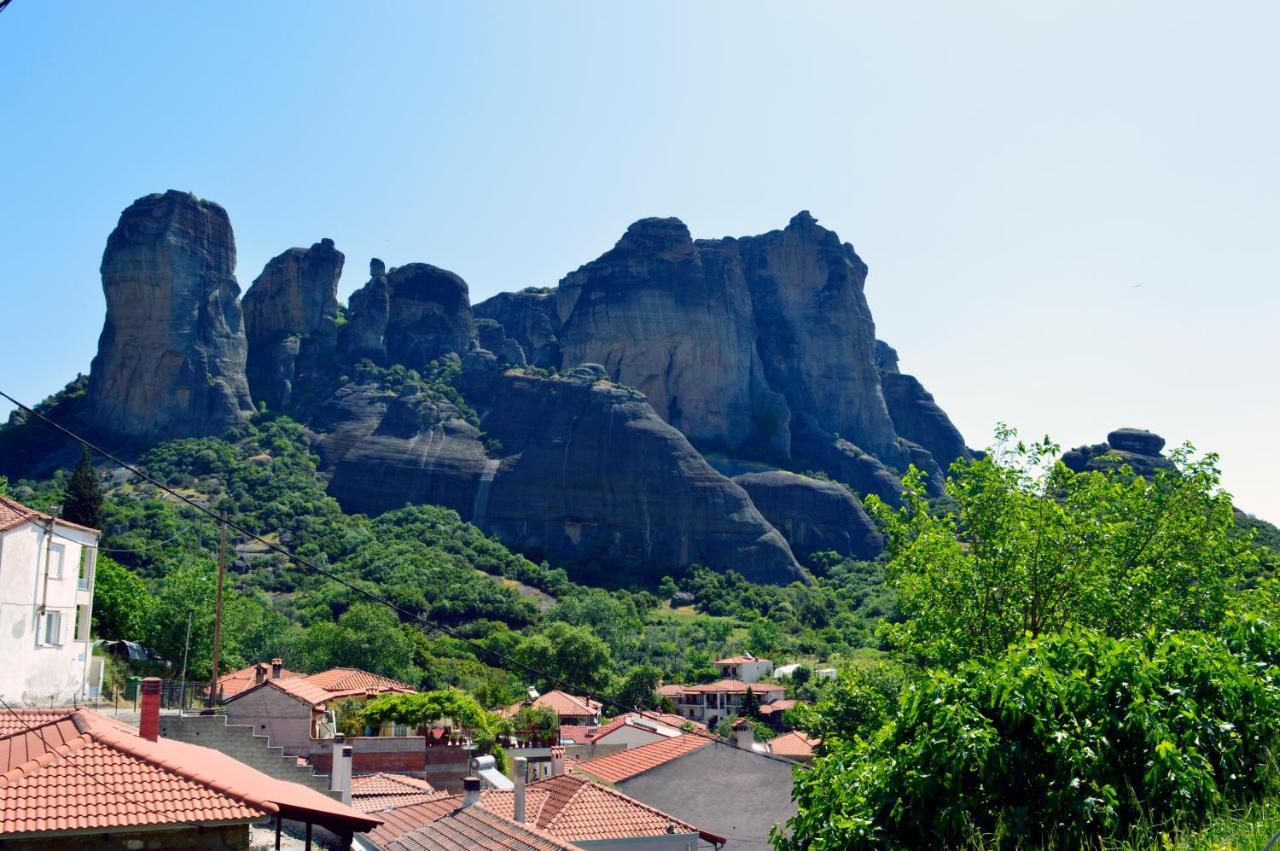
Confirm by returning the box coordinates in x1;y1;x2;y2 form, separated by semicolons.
61;449;103;529
741;686;760;718
91;555;153;639
868;428;1253;668
612;663;662;711
302;602;421;685
514;621;613;693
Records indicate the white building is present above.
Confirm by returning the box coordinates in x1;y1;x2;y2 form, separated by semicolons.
0;496;99;705
713;654;773;683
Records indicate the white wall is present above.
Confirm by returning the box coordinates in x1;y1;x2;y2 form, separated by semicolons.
0;519;97;705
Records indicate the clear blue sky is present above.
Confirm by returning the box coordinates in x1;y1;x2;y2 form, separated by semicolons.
1;2;1276;521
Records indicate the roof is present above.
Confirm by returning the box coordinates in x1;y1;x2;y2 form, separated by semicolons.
680;679;785;695
573;734;712;784
589;714;681;744
0;708;382;839
304;667;413;693
758;699;800;715
228;667;413;708
0;495;99;536
386;805;582;851
482;774;723;845
505;691;601;721
768;730;819;760
351;773;444;813
217;663;302;699
714;655;770;665
556;725;597;745
0;710;73;737
368;797;581;851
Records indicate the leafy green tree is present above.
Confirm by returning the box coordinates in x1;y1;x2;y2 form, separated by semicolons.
0;474;9;497
514;621;613;693
91;555;153;639
61;448;103;529
741;686;760;718
302;602;421;685
657;576;678;599
869;428;1253;667
612;663;662;711
360;689;509;764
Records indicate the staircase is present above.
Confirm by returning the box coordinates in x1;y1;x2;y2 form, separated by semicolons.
158;713;337;797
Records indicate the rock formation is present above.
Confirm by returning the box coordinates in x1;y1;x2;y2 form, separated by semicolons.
242;238;344;409
341;262;474;369
875;340;970;473
324;365;805;584
87;191;254;440
733;471;883;561
1062;428;1176;477
473;289;560;368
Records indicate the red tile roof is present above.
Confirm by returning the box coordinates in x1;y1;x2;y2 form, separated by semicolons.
572;734;711;784
556;725;598;745
768;730;819;761
304;667;413;693
0;710;74;737
714;655;770;665
639;711;704;731
681;679;785;695
351;773;445;813
505;691;601;721
368;797;581;851
758;699;800;715
384;804;582;851
0;496;99;535
217;663;302;699
480;774;723;845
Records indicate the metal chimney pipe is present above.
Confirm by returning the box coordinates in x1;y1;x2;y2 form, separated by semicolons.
513;757;528;823
330;734;346;795
339;746;353;805
463;776;482;808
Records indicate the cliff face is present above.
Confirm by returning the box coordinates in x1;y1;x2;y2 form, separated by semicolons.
733;471;883;561
342;261;474;369
87;191;254;440
242;238;344;409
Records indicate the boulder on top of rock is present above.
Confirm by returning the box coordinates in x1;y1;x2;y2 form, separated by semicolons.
1107;428;1166;456
1062;427;1175;478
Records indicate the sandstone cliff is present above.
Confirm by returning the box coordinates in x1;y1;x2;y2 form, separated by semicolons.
342;261;474;369
87;190;254;440
242;238;344;409
733;471;883;561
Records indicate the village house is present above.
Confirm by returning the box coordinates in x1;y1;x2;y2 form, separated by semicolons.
0;677;379;850
573;732;798;851
712;654;773;683
0;496;99;706
506;689;603;726
216;657;301;699
658;680;786;727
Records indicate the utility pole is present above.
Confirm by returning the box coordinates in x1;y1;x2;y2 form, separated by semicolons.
177;607;194;710
207;522;227;709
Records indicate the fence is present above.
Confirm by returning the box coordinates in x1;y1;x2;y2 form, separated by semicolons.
79;678;215;715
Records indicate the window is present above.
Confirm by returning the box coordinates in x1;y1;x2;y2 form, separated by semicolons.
75;605;90;641
42;610;63;646
47;543;65;580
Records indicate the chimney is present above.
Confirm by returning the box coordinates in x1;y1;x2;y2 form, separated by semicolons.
330;735;353;804
139;677;162;742
254;663;267;685
513;757;528;824
271;658;283;679
549;746;565;777
732;718;754;751
462;776;482;808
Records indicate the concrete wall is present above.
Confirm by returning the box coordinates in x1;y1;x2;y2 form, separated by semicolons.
223;683;314;754
576;835;700;850
3;824;250;850
615;740;797;851
158;713;334;795
0;521;97;705
309;736;431;776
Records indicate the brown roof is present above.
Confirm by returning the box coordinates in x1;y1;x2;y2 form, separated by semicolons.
217;663;302;699
714;655;770;665
768;730;819;760
0;709;381;839
0;496;99;535
368;797;581;851
678;679;786;695
351;773;445;813
230;668;413;709
481;774;723;845
505;691;601;721
304;667;413;693
573;734;711;784
758;699;800;715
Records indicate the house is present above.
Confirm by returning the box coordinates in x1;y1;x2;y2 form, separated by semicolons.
217;657;300;699
506;690;603;726
658;679;786;727
362;770;722;850
588;713;684;749
575;733;798;850
0;678;380;850
222;666;414;756
712;654;773;683
757;698;801;728
0;496;99;705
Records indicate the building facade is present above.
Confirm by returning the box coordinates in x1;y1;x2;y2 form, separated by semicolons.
0;497;99;706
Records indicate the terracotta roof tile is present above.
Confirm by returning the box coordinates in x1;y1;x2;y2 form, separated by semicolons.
303;668;413;693
0;496;99;535
572;734;711;783
383;804;581;851
769;730;819;760
555;725;597;745
714;655;770;665
504;691;601;721
229;670;412;709
351;773;444;813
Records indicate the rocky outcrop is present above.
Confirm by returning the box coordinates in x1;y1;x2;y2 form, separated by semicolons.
242;239;344;409
88;190;254;440
473;290;560;368
1062;428;1176;478
874;338;970;474
342;261;474;369
324;366;805;584
733;471;883;561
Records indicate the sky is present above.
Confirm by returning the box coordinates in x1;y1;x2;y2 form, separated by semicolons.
1;2;1276;521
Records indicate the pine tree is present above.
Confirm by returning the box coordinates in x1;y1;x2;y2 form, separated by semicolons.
62;448;103;529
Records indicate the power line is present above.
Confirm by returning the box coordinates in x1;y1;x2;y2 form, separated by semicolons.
0;388;804;768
